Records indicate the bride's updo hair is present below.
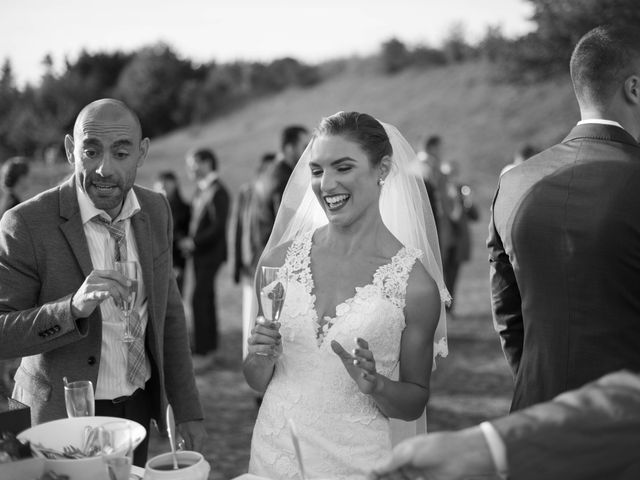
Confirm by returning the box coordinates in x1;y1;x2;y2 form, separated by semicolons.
316;111;392;166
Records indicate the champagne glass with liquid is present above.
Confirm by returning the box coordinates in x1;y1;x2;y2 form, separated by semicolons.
259;266;287;324
114;261;138;343
64;379;95;417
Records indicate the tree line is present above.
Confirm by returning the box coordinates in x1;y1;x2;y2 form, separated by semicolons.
1;0;638;161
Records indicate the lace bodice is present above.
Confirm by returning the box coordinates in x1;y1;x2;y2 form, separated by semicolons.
249;232;422;479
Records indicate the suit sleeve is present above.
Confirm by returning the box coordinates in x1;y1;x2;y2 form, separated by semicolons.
0;209;88;359
491;371;640;480
231;188;247;284
193;185;230;251
487;185;523;376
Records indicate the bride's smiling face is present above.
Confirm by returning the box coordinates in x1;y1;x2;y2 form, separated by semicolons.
309;134;382;226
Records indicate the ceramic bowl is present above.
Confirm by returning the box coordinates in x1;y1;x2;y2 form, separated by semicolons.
17;416;146;480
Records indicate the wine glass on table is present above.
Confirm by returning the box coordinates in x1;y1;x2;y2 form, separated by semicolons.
257;266;287;356
101;420;135;480
63;378;95;417
114;261;138;343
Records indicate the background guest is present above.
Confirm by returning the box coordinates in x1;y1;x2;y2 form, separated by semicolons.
181;148;230;371
0;156;31;218
500;143;537;176
243;126;309;357
440;160;479;314
232;153;276;360
153;170;191;292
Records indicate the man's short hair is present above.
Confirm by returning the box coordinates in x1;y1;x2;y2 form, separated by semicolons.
570;25;640;108
425;135;441;151
281;126;308;150
191;148;218;171
157;170;178;182
1;157;30;189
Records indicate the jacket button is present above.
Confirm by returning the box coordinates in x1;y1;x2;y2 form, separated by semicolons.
87;356;96;365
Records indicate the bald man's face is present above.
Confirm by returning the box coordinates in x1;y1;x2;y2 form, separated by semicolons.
64;102;148;218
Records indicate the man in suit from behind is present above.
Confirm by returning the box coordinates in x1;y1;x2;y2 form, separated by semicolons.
0;99;205;466
488;25;640;412
180;148;230;370
373;370;640;480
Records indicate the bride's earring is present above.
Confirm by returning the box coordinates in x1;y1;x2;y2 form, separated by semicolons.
377;177;385;186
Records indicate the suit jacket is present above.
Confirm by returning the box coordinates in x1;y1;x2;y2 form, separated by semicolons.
492;370;640;480
232;182;254;283
166;191;191;271
0;177;203;427
488;123;640;411
190;177;229;267
0;191;20;218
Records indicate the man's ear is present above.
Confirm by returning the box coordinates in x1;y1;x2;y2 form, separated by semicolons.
64;135;75;166
137;137;150;168
624;75;640;105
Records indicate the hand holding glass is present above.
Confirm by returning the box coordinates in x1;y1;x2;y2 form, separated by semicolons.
259;266;287;323
64;380;95;417
114;261;138;343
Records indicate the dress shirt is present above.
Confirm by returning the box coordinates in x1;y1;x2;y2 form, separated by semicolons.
76;181;151;399
190;171;219;236
577;118;626;130
479;422;508;479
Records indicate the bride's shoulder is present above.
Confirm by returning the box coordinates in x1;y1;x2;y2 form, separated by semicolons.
406;260;439;312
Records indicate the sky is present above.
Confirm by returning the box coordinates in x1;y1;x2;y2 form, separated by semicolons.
0;0;535;87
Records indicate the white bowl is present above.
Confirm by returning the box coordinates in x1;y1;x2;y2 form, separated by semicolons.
17;416;146;480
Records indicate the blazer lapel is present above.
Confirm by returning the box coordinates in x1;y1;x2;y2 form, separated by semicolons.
130;206;154;317
58;177;94;278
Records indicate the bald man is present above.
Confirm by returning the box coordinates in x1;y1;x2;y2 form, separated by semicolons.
0;98;205;466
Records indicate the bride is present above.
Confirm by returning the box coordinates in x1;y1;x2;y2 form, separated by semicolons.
243;111;449;479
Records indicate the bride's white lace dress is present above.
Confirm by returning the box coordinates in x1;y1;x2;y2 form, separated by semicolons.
249;231;422;479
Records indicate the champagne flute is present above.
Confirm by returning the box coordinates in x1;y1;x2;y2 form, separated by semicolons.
259;266;287;323
114;261;138;343
101;420;134;480
64;379;95;417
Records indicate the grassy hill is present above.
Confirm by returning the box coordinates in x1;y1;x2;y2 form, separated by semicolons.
143;60;578;202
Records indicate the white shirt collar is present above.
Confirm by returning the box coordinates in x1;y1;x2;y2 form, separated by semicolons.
76;179;141;225
197;171;218;191
577;118;625;130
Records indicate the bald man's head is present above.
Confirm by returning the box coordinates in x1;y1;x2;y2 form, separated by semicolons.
65;98;149;219
74;99;143;142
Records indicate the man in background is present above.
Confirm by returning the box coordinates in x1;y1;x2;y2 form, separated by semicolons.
243;126;309;357
180;148;230;371
440;160;479;313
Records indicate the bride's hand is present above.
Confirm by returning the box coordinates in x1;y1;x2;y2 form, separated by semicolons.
331;338;382;395
247;315;282;359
